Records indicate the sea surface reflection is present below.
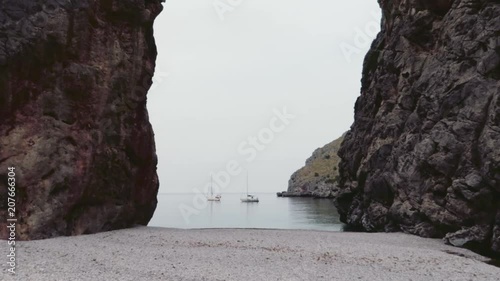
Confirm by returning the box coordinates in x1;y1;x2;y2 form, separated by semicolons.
149;193;344;231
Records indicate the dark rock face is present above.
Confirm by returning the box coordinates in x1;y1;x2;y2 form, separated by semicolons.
287;134;345;198
0;0;163;239
336;0;500;256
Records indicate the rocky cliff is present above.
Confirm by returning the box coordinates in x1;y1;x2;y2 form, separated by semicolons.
336;0;500;256
287;134;344;198
0;0;163;239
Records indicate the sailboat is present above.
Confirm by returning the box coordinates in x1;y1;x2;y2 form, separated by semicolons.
206;174;221;201
241;172;259;203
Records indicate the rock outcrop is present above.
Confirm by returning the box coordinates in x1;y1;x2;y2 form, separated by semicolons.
0;0;164;239
287;134;345;198
336;0;500;256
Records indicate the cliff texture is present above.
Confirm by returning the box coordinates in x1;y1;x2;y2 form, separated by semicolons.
287;134;344;198
336;0;500;256
0;0;163;239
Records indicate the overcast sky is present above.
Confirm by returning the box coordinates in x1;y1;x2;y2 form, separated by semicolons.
148;0;381;194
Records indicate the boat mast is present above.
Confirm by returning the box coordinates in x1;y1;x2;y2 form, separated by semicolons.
246;172;249;196
211;174;213;196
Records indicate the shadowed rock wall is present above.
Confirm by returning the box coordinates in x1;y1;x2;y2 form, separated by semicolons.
336;0;500;256
0;0;163;239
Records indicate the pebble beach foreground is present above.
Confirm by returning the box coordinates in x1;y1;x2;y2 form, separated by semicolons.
1;227;498;281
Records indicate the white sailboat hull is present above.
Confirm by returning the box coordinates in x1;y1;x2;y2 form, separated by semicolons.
242;173;259;202
240;198;259;203
206;175;221;202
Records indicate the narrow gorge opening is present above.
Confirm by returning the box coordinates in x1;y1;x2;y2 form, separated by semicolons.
146;1;381;228
3;0;500;279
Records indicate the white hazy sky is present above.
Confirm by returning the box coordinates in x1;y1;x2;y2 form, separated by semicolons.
148;0;381;194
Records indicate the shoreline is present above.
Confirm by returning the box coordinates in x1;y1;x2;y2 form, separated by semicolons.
2;226;499;280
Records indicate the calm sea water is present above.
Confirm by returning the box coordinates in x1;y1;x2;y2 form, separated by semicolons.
149;193;344;231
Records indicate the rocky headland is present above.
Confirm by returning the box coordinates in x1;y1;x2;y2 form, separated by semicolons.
334;0;500;257
283;134;345;198
0;0;164;239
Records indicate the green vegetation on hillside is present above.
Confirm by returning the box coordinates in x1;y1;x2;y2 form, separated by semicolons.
287;133;346;197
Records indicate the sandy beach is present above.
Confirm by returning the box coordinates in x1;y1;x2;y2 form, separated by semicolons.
1;227;498;281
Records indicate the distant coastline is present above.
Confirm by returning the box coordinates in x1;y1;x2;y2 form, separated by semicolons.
286;134;345;198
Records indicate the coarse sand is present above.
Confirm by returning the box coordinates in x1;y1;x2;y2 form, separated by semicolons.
1;227;498;281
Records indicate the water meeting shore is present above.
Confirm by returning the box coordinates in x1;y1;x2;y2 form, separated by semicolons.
1;226;498;281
